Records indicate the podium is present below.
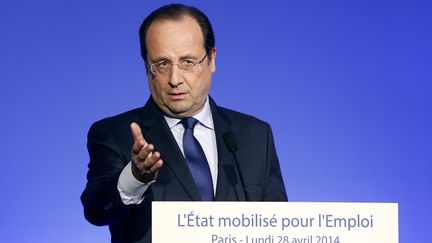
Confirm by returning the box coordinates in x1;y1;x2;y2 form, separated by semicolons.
153;202;398;243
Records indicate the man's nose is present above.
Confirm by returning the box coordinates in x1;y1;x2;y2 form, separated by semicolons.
168;64;183;87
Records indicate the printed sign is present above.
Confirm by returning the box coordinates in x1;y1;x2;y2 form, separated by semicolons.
152;202;398;243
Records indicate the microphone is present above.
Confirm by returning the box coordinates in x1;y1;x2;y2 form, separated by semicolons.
223;132;250;201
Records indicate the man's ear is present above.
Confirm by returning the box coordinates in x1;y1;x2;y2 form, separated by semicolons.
210;47;216;73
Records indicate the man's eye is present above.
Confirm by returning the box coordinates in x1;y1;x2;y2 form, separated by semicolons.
181;59;195;66
157;61;170;68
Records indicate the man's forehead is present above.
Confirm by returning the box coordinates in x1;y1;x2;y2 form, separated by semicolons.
146;17;203;42
145;15;205;59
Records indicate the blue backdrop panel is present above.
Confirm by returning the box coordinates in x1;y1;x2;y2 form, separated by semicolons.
0;0;430;242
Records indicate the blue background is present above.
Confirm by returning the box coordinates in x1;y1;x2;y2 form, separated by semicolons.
1;0;431;242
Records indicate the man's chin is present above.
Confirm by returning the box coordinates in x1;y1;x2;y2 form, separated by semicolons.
167;102;207;118
164;104;193;118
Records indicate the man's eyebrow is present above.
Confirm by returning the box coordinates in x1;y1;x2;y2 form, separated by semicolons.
179;54;198;60
150;57;170;63
150;54;199;63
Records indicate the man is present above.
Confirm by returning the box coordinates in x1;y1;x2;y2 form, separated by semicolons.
81;4;287;243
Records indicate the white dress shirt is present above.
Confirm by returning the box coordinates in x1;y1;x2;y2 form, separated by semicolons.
117;98;218;204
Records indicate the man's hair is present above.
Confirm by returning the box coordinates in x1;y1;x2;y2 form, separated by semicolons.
139;3;215;64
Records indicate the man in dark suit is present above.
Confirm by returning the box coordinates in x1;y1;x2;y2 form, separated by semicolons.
81;3;287;243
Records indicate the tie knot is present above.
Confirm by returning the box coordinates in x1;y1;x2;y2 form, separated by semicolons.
181;117;199;130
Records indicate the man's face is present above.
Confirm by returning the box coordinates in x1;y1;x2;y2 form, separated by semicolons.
145;16;216;118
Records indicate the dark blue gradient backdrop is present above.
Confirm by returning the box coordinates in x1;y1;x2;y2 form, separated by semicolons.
1;0;431;242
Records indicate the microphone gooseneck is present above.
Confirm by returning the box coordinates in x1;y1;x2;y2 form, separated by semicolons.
223;131;250;201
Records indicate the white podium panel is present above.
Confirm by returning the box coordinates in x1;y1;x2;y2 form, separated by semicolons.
153;202;398;243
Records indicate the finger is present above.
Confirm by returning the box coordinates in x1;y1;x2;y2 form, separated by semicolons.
135;144;154;161
132;159;163;182
130;122;148;154
132;142;144;155
146;159;163;175
141;153;163;174
130;122;147;145
144;151;160;169
136;149;159;169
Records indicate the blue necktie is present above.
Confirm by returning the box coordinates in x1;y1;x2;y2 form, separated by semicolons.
181;118;214;201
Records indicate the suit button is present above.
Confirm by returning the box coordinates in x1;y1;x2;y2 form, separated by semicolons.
104;202;113;210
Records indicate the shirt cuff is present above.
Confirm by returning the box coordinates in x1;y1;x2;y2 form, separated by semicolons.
117;161;155;205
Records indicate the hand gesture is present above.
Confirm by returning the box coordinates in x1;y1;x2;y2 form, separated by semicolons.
130;122;163;183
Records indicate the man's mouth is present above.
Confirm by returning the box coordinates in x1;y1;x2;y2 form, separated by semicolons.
168;92;187;100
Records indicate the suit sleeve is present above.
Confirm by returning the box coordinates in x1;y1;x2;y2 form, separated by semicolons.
80;121;137;226
262;124;288;201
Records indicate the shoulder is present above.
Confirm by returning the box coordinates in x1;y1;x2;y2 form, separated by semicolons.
217;106;268;126
93;107;144;126
88;107;145;138
209;96;268;128
214;105;276;157
216;106;270;129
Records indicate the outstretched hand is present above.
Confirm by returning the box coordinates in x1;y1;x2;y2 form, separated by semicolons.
130;122;163;183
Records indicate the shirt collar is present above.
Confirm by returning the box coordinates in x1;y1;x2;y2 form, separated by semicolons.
164;97;214;130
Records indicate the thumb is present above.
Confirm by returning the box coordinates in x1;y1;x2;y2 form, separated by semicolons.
130;122;147;146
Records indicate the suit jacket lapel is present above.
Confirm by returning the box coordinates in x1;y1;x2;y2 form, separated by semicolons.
210;98;245;201
139;98;201;200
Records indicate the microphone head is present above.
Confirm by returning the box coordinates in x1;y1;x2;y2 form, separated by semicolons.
223;131;238;153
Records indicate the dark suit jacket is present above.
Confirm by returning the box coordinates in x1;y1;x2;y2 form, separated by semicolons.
81;97;287;243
